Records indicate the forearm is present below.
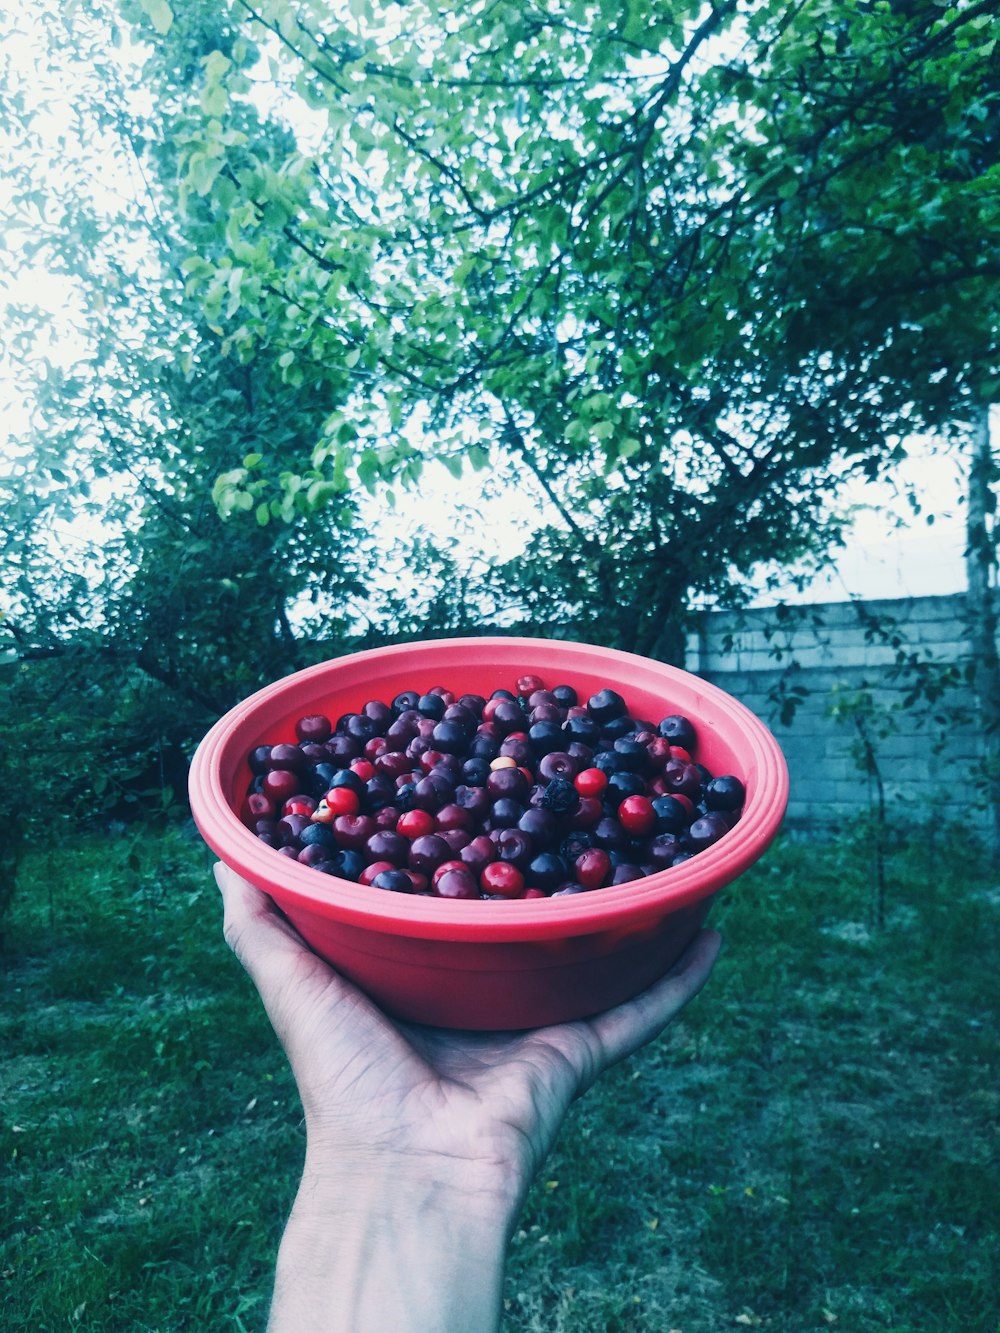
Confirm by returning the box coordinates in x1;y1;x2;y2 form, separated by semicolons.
268;1152;516;1333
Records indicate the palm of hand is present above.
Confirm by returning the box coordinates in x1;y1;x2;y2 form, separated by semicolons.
217;864;718;1210
254;922;605;1196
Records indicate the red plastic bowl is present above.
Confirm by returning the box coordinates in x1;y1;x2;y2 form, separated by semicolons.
189;637;788;1029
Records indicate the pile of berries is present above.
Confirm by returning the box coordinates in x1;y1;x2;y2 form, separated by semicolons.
241;675;745;900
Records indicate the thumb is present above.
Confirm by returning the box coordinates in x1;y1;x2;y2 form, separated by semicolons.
214;862;333;1006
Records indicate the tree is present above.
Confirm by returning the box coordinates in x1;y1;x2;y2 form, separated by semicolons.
0;2;463;822
143;0;997;660
964;405;999;850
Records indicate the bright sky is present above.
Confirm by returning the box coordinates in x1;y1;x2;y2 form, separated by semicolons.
0;1;980;612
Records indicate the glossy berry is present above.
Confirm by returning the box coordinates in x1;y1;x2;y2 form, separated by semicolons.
686;812;731;850
263;769;303;804
657;714;697;750
295;714;333;744
525;852;568;892
332;815;376;849
611;862;643;885
705;774;746;811
493;827;534;869
372;869;415;893
459;834;496;872
322;787;361;819
617;794;656;837
246;791;275;820
480;861;525;897
651;795;689;835
574;847;611;889
299;823;336;851
574;767;608;798
433;867;480;899
605;771;647;806
645;834;681;870
408;834;451;874
662;761;702;799
269;743;307;771
587;688;627;725
516;673;546;696
396;808;437;840
248;745;272;774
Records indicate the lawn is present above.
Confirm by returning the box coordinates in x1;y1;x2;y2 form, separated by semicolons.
2;823;997;1331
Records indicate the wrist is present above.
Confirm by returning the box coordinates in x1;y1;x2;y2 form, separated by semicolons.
268;1149;516;1333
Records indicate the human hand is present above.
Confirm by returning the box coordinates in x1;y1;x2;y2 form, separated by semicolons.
215;863;720;1332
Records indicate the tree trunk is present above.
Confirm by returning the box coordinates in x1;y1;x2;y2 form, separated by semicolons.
964;404;1000;857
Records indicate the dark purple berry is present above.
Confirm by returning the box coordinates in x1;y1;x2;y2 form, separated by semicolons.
372;869;415;893
540;777;579;815
658;715;697;750
526;852;568;892
687;812;731;850
587;688;627;725
706;774;746;811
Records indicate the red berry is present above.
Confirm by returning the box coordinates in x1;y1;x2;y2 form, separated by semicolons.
396;809;437;840
295;714;332;743
323;787;361;818
523;888;546;899
350;759;376;782
282;795;317;818
435;803;473;833
332;814;375;849
246;792;275;820
575;848;612;890
516;674;545;696
419;748;448;775
574;767;608;798
618;794;656;836
262;769;302;803
480;861;525;898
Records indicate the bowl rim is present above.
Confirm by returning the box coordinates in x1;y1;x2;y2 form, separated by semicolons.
189;636;789;942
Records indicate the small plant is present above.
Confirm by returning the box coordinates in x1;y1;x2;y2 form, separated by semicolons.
827;684;892;930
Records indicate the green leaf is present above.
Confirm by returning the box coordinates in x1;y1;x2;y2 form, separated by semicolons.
138;0;173;35
357;449;380;492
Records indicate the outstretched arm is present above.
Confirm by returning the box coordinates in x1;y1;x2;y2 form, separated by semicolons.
215;863;720;1333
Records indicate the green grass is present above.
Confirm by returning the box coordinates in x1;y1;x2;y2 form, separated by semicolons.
2;825;997;1331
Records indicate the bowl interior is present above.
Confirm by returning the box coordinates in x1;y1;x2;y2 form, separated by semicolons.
191;637;788;940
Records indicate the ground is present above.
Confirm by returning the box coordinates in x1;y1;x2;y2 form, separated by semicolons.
1;824;997;1331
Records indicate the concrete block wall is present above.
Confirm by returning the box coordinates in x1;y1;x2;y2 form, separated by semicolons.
686;593;996;835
